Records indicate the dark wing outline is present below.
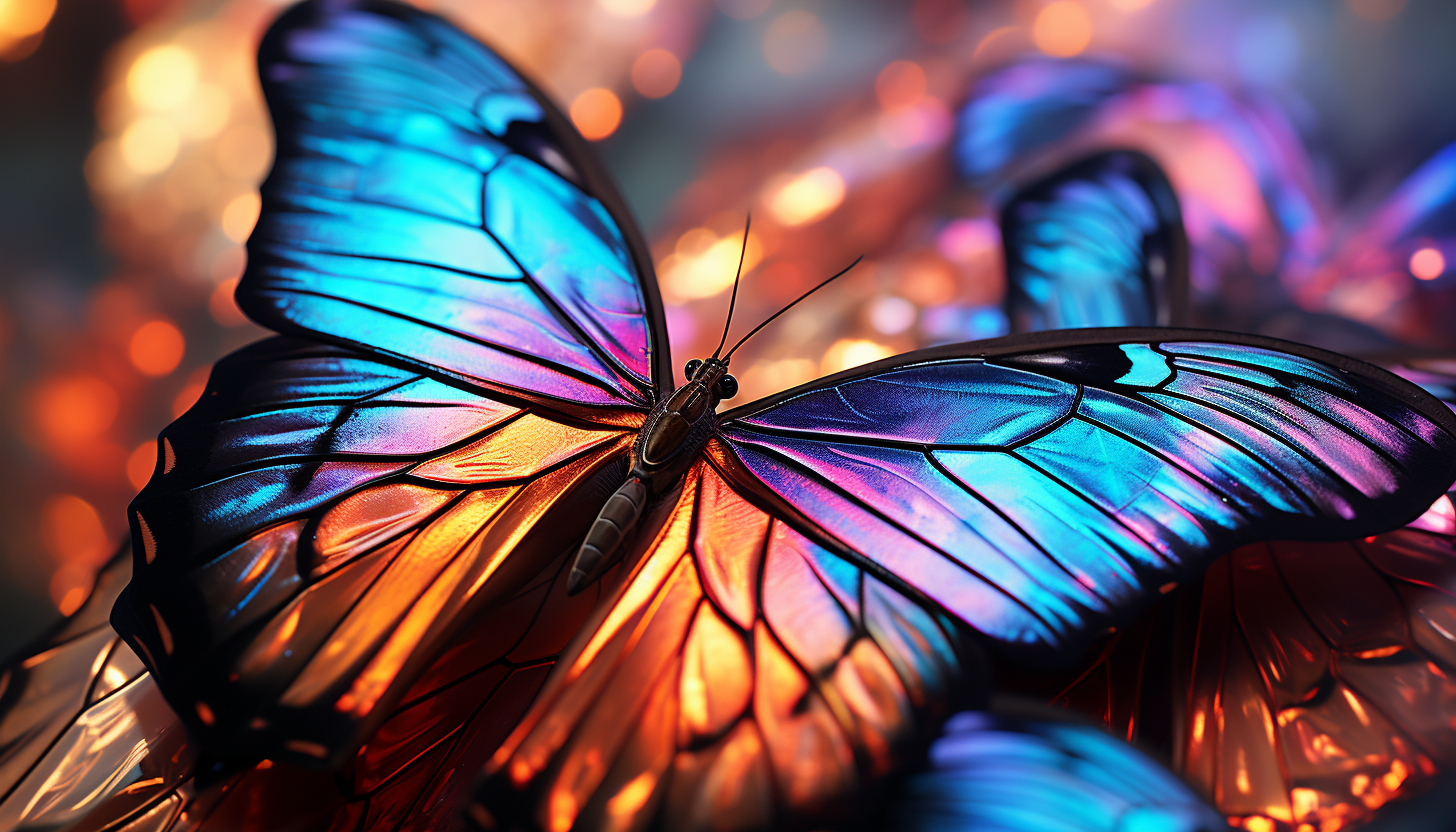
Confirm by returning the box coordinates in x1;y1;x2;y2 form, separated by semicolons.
711;327;1456;662
241;0;674;409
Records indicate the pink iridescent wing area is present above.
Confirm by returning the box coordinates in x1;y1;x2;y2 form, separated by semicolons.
239;0;669;408
1038;496;1456;832
715;329;1456;665
112;338;638;770
472;453;977;832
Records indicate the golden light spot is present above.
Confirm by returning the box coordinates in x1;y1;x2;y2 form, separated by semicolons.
31;376;119;443
128;45;198;109
1384;758;1408;791
175;83;230;139
1342;688;1371;726
119;117;180;175
548;789;578;832
1235;764;1251;795
1353;645;1402;659
1351;772;1370;796
1410;247;1444;280
763;10;828;75
209;276;247;326
1243;817;1274;832
195;701;216;725
569;88;623;141
101;663;129;690
50;563;93;615
875;60;926;111
220;192;261;243
631;48;682;99
129;318;185;376
767;166;845;226
1191;710;1206;742
127;441;156;492
605;772;657;822
660;231;762;301
599;0;656;16
1349;0;1405;21
0;0;51;37
822;339;893;375
1033;1;1093;58
1291;787;1320;819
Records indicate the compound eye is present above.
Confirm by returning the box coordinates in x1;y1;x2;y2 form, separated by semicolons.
715;374;739;400
683;358;703;379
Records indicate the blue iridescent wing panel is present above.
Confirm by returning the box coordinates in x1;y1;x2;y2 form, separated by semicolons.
240;0;667;408
113;337;637;769
716;328;1456;662
954;59;1129;183
1002;150;1188;332
472;455;979;832
891;712;1223;832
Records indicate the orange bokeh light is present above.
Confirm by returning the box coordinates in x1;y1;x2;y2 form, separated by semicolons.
127;440;157;491
569;88;623;141
129;318;186;376
31;376;119;443
1033;1;1093;58
40;494;111;566
210;276;248;326
631;49;682;99
875;61;927;111
1409;247;1444;280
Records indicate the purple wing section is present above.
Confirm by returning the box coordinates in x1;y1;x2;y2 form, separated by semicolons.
240;0;662;408
718;332;1456;662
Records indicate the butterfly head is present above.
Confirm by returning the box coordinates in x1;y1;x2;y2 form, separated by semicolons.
683;357;739;402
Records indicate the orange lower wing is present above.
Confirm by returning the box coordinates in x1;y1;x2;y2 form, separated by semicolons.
1042;500;1456;831
472;444;978;832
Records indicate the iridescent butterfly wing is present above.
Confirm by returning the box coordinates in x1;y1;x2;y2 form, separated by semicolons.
476;328;1456;830
111;0;667;771
1001;149;1189;333
890;711;1225;832
1040;501;1456;831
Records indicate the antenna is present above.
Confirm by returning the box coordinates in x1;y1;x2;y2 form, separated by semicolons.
711;214;752;360
723;255;864;360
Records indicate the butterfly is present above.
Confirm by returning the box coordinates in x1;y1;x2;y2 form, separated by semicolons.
949;145;1456;831
0;2;1433;831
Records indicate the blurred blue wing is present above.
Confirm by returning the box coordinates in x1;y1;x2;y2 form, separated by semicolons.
892;712;1224;832
716;329;1456;663
241;0;668;409
954;60;1129;183
1002;151;1188;332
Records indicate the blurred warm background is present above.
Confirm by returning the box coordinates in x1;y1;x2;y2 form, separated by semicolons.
3;0;1456;677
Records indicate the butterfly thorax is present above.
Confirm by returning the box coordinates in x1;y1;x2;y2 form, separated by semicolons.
566;358;735;594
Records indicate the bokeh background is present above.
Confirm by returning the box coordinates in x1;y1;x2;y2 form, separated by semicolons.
3;0;1456;686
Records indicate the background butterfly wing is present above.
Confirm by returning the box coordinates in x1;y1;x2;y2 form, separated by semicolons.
473;455;981;832
889;711;1225;832
1002;150;1189;332
1038;499;1456;831
714;328;1456;665
113;338;636;769
241;0;670;408
0;548;193;832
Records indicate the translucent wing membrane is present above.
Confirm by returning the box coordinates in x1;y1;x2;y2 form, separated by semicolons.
716;329;1456;663
114;338;637;768
0;545;623;831
0;550;192;831
240;0;667;408
473;455;980;832
891;711;1224;832
1039;498;1456;832
1002;150;1188;332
